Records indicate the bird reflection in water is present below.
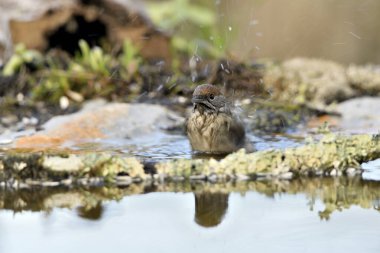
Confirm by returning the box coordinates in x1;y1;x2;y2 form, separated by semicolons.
194;191;230;227
77;202;104;220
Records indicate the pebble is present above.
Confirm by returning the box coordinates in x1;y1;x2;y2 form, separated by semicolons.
235;174;250;181
11;181;18;188
77;178;89;185
18;182;30;189
207;174;218;183
279;172;293;180
132;177;143;183
88;177;104;186
22;117;38;126
346;167;358;176
116;176;132;185
177;96;187;104
41;181;60;187
60;178;73;185
25;179;41;185
330;169;342;176
256;173;272;179
171;176;185;182
59;96;70;110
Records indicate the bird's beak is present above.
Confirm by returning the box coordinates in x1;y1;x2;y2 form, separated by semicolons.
192;95;216;111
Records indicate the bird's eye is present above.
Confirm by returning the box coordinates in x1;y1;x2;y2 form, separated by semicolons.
209;94;215;100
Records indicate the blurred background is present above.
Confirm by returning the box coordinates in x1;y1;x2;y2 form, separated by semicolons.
217;0;380;64
146;0;380;64
2;0;380;64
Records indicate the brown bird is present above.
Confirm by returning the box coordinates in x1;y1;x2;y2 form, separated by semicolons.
186;84;246;154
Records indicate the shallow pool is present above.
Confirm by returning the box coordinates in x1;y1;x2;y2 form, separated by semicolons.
1;176;380;253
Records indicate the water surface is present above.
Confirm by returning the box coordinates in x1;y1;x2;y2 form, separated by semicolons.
1;177;380;253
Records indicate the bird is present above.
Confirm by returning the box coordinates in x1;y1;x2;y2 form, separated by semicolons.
186;84;246;154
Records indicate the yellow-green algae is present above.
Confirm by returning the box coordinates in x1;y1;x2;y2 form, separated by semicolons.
156;133;380;178
0;133;379;184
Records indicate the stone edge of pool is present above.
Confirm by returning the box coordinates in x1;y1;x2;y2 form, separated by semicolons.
0;133;379;188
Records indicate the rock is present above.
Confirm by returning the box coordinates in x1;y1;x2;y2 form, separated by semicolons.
235;174;250;181
41;181;60;187
345;167;358;176
330;169;337;176
116;175;132;185
14;102;184;148
264;58;354;106
347;64;380;95
0;137;13;145
335;97;380;134
43;155;84;172
279;172;293;180
0;0;170;63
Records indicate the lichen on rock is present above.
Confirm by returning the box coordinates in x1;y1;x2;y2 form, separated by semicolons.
0;133;379;185
347;64;380;95
263;58;354;106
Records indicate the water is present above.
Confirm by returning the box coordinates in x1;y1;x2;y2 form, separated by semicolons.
1;177;380;253
68;132;303;160
362;159;380;181
1;128;380;253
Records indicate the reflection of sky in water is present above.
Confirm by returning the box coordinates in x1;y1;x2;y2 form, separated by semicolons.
1;192;380;253
362;159;380;181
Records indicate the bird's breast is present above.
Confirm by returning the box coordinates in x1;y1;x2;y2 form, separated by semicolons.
186;111;244;154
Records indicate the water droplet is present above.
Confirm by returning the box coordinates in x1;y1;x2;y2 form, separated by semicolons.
157;84;164;91
349;31;361;40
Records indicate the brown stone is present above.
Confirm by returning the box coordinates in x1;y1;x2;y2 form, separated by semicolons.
14;102;184;149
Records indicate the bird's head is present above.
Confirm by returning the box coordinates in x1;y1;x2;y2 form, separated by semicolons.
192;84;227;114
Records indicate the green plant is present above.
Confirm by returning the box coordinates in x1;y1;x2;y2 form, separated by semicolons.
2;44;42;76
119;39;142;80
146;0;226;58
75;40;112;76
32;39;145;104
